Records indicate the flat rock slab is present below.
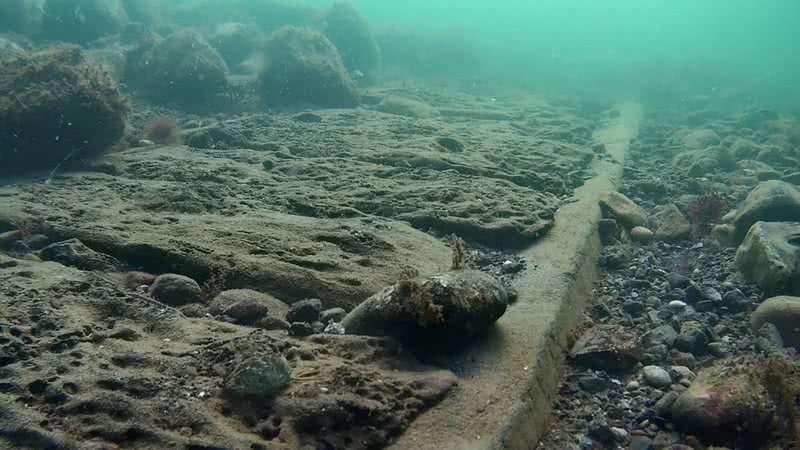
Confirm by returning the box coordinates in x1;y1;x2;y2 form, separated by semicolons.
388;102;642;450
0;94;597;309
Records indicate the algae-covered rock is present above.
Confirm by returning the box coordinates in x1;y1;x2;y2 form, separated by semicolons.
223;356;291;400
732;180;800;243
321;2;380;79
751;296;800;349
125;31;229;110
599;192;648;228
258;27;358;108
149;273;204;307
210;289;289;321
0;46;128;176
735;221;800;296
671;355;800;446
341;270;508;351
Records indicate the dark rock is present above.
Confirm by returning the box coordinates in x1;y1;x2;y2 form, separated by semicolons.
149;274;204;306
578;375;610;393
666;272;691;289
223;356;291;400
341;270;508;351
641;325;678;349
289;322;314;337
598;218;619;245
38;239;120;271
600;245;631;270
588;422;615;444
255;317;291;331
0;254;18;269
210;289;289;320
622;301;645;316
286;298;322;324
223;300;269;325
721;289;751;312
684;283;703;304
569;325;642;371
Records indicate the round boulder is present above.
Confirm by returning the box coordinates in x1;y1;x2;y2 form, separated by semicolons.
321;2;380;79
751;296;800;349
223;356;291;400
0;46;128;176
341;270;508;352
149;274;204;306
126;31;229;110
258;27;358;108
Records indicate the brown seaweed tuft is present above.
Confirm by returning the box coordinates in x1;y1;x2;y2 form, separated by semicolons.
398;269;444;327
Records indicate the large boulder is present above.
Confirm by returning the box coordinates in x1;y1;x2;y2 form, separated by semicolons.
752;296;800;349
258;27;359;108
42;0;128;43
732;180;800;242
125;31;229;110
341;270;508;352
671;355;795;445
599;192;648;228
0;46;128;176
735;221;800;296
321;2;380;79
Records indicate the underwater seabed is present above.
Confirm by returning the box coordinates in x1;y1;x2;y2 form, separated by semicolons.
2;2;800;449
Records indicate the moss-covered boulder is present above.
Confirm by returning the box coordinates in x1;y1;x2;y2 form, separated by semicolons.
0;46;128;176
341;270;508;352
125;31;229;110
223;356;291;400
258;27;358;108
321;2;380;80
